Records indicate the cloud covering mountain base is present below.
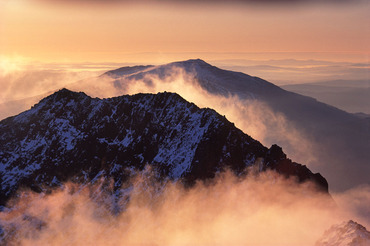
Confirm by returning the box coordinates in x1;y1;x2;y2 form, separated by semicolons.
1;61;368;191
1;61;369;245
1;168;368;246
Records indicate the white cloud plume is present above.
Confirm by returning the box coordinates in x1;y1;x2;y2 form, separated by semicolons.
2;169;367;246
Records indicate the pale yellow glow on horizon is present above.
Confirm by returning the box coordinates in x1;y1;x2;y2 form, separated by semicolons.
0;0;369;64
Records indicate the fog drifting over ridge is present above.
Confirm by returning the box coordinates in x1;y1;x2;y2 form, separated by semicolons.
0;168;369;245
66;65;314;166
66;62;368;191
0;61;369;245
0;60;369;191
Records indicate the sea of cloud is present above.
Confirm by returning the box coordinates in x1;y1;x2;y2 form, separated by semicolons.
0;63;369;245
1;168;368;246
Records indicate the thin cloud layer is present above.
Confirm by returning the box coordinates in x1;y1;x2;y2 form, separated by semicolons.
1;61;368;191
65;63;369;191
1;168;367;245
29;0;367;5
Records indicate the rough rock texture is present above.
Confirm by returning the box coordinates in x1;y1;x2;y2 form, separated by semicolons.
101;59;369;191
316;220;370;246
0;89;328;206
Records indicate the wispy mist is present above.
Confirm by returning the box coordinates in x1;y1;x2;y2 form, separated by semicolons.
64;64;369;192
1;63;369;245
213;59;370;85
1;62;368;191
67;65;317;170
1;168;367;245
0;66;101;119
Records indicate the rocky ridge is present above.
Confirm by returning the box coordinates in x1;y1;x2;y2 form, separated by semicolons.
0;89;328;206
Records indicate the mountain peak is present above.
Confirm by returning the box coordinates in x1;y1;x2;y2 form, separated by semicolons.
44;88;88;102
178;58;209;65
102;58;278;98
169;58;214;69
103;59;211;78
316;220;370;246
0;90;329;206
103;65;154;77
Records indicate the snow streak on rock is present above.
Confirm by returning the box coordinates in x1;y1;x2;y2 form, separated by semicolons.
316;220;370;246
0;89;327;205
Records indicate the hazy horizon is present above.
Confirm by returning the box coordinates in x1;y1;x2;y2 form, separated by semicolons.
1;0;369;64
1;0;369;244
1;57;368;116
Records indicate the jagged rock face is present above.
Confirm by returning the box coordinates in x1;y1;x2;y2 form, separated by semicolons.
101;59;370;191
316;220;370;246
0;89;328;206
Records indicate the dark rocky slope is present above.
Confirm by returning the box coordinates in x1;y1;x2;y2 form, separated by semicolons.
101;59;370;191
0;89;328;206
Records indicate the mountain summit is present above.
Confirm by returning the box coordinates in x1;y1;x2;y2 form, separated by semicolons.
0;89;328;206
104;59;280;97
94;59;370;191
316;220;370;246
1;59;367;191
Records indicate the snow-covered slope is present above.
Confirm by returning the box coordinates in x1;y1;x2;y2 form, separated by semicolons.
98;59;369;191
103;59;281;98
316;220;370;246
0;89;327;206
3;60;367;191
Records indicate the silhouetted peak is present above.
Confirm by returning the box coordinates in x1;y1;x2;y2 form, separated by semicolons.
0;89;330;207
169;59;214;68
103;65;154;77
45;88;88;102
181;58;209;65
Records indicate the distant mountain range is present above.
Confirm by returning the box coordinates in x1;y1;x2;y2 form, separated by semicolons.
1;59;368;191
87;59;369;191
0;59;368;246
282;80;370;114
0;89;328;206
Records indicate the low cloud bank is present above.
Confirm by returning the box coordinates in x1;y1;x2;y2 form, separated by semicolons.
67;67;317;171
66;65;370;191
1;168;367;246
1;63;368;190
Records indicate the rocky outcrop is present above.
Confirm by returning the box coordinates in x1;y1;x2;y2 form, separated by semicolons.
316;220;370;246
0;89;328;206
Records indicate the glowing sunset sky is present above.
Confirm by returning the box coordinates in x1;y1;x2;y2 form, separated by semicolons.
0;0;369;64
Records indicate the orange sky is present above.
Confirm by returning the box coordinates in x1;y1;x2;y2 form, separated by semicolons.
0;0;369;64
